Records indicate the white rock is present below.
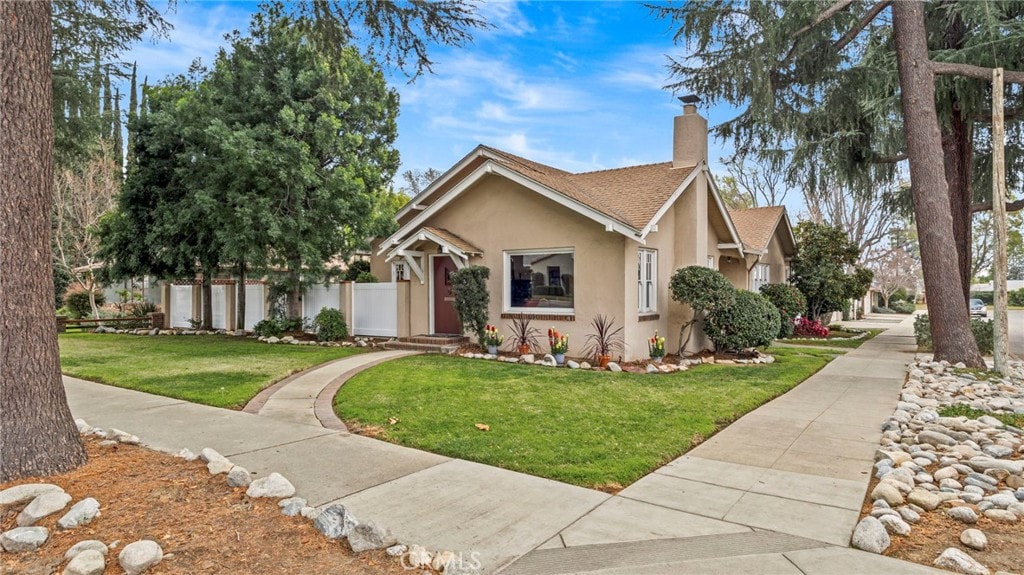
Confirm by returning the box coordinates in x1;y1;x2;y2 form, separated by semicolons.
226;466;251;487
646;364;659;373
850;517;890;553
314;504;358;539
960;528;987;551
566;360;580;369
17;491;72;526
174;448;197;461
277;497;306;516
385;544;407;557
245;473;295;498
878;514;911;536
907;488;941;511
946;506;978;524
300;506;319;519
0;526;49;552
118;540;163;575
933;547;989;575
347;521;396;553
871;482;904;506
64;548;106;575
64;539;109;559
405;545;432;568
0;483;64;509
199;447;228;463
57;497;101;529
206;460;234;475
580;362;592;369
607;362;622;372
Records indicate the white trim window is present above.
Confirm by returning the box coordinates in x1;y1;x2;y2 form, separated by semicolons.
638;249;657;313
503;249;575;313
706;255;716;269
391;261;407;282
751;263;770;292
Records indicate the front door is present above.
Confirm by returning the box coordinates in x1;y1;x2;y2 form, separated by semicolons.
432;256;461;335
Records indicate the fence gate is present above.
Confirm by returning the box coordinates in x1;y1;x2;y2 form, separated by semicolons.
243;284;265;329
352;282;397;337
169;285;193;328
210;285;228;329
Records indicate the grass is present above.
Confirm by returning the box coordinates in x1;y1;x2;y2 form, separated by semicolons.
938;404;1024;429
777;329;882;349
334;346;839;489
59;333;363;409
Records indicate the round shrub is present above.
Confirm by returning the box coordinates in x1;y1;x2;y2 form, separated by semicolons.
64;287;106;319
354;271;378;283
669;266;736;312
704;291;780;352
314;307;349;341
759;283;806;338
253;318;283;338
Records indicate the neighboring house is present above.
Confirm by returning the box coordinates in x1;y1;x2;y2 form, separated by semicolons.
971;280;1024;294
723;206;796;293
370;103;796;359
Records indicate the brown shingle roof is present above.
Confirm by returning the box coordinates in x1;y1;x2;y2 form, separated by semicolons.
421;227;482;254
481;146;695;230
728;206;786;252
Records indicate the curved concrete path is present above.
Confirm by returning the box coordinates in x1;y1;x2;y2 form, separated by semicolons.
63;318;953;574
242;350;417;429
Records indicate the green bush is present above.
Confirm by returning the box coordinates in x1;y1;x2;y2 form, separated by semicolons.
450;265;490;345
354;271;378;283
344;260;371;281
704;291;780;352
914;314;993;354
64;288;106;319
890;300;916;314
128;301;159;317
759;283;806;338
669;266;736;312
1009;288;1024;307
314;307;348;341
253;319;282;338
889;288;910;303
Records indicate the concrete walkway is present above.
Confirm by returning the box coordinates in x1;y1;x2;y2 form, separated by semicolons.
64;320;946;574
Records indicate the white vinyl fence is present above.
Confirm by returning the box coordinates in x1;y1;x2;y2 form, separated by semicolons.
352;282;397;337
210;285;228;329
303;283;341;320
244;284;265;330
170;285;194;328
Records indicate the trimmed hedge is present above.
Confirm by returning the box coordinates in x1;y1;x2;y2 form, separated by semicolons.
314;308;349;341
704;291;780;352
760;283;806;338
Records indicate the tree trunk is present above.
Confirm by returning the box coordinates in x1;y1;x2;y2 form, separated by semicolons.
941;102;973;303
883;293;890;308
201;273;213;330
236;262;246;331
0;1;88;481
286;265;302;320
892;0;985;367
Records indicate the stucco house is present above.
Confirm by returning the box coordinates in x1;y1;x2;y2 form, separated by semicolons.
370;102;796;360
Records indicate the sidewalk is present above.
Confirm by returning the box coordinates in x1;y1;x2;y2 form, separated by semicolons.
64;318;944;574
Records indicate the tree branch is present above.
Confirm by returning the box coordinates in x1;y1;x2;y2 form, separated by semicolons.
834;1;891;52
792;0;856;39
972;198;1024;213
931;61;1024;84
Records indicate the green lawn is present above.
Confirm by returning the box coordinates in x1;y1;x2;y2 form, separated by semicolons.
334;347;838;489
778;329;882;349
59;333;363;409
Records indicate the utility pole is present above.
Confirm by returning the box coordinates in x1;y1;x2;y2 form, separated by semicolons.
991;68;1009;374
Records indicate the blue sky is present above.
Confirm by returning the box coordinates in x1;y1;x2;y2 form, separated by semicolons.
128;1;768;202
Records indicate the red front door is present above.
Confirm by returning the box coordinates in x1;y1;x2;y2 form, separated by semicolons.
432;256;461;335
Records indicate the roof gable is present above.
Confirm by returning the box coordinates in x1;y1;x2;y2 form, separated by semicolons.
727;206;795;254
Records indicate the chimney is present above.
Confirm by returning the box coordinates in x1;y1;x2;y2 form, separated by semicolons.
673;95;708;168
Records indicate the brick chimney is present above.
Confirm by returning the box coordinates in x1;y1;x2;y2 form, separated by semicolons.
673;97;708;168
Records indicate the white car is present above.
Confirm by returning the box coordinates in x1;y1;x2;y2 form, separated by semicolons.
969;298;988;317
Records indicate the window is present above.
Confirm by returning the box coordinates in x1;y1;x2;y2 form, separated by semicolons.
638;249;657;313
391;262;407;282
751;263;770;292
505;250;574;312
707;255;716;269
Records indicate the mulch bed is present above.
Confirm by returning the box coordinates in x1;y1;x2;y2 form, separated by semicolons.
1;438;411;575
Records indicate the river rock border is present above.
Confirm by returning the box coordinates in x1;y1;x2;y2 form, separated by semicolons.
852;357;1024;575
457;350;775;373
781;328;870;344
54;419;481;574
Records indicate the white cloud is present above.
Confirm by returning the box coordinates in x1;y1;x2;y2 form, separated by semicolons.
601;45;674;92
476;1;536;37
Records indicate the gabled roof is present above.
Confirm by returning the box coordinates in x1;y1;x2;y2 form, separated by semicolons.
728;206;796;254
420;227;482;254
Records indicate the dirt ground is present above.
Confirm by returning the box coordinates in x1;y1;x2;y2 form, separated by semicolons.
860;476;1024;573
1;438;412;575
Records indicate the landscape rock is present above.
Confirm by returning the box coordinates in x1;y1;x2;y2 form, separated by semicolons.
300;506;319;519
871;482;904;506
946;506;978;524
65;539;109;559
347;521;396;553
607;362;622;372
313;504;358;539
64;549;106;575
897;506;921;523
405;545;432;568
57;497;101;529
278;497;306;516
850;517;890;553
566;360;580;369
385;544;407;557
0;483;64;509
226;466;251;487
199;447;228;463
0;526;49;552
907;488;941;511
933;547;989;575
982;509;1018;523
580;362;592;369
173;448;197;461
245;472;295;498
960;529;988;551
118;540;163;575
206;460;234;475
17;491;72;526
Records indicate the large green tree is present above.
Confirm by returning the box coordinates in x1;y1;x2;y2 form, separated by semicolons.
654;0;1021;366
790;222;874;322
